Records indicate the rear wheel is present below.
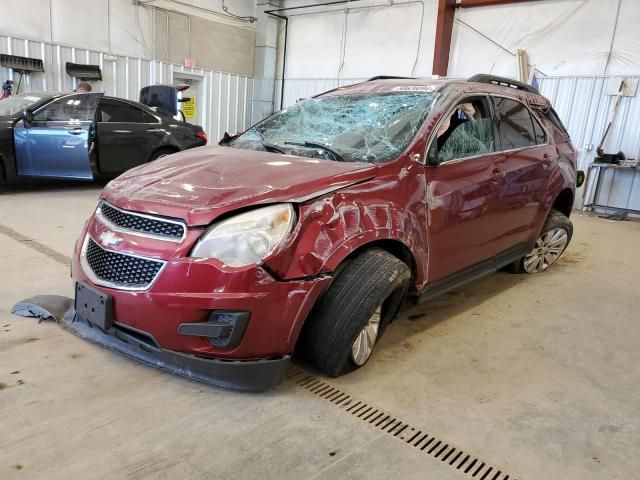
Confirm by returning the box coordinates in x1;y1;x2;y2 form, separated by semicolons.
299;248;410;377
511;209;573;273
149;147;177;162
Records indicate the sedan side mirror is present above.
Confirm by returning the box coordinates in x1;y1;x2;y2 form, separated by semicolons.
22;109;34;126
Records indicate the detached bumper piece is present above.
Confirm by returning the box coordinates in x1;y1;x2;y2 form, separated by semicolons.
12;295;289;392
64;314;290;391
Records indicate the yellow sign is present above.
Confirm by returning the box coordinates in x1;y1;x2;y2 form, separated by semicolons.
183;97;196;119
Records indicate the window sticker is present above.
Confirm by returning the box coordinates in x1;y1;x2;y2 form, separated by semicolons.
391;85;439;93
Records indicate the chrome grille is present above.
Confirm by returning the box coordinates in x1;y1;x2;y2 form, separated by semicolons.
98;201;185;241
83;237;165;289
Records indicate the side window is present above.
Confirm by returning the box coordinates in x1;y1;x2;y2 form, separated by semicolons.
435;96;495;163
531;113;546;144
543;107;569;137
34;94;99;122
494;97;539;150
98;100;145;123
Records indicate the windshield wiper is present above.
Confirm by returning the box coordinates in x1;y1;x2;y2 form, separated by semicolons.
284;141;344;162
261;140;286;154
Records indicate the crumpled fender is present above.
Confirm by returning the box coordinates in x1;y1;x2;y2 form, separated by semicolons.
265;159;430;290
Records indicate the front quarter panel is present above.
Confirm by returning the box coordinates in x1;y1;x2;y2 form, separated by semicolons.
265;160;429;289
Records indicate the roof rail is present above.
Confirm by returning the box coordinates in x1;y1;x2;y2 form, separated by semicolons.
468;74;539;94
367;75;416;82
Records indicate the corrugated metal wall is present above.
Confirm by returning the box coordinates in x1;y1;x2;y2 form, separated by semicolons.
537;76;640;209
0;35;254;143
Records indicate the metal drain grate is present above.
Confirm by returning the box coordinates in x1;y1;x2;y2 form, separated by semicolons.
0;223;71;266
286;368;519;480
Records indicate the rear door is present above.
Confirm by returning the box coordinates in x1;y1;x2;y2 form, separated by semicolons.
96;98;164;173
491;96;555;251
13;93;102;179
425;95;508;282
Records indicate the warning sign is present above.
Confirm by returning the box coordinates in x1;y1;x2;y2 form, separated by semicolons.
183;97;196;119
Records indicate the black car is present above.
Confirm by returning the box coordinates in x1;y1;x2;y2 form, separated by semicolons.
0;92;207;184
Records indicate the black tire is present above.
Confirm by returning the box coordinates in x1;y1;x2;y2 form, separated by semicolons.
149;147;177;162
299;248;410;377
510;209;573;273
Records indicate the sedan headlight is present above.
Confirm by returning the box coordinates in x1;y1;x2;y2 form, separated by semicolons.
190;204;296;267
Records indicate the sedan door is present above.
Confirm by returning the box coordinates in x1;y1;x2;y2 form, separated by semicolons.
96;98;165;174
13;93;102;179
425;96;508;283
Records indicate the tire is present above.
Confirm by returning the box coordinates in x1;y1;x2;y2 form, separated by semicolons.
149;147;177;162
299;248;411;377
510;209;573;274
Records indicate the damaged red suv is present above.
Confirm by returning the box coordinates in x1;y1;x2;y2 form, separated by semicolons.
70;75;582;390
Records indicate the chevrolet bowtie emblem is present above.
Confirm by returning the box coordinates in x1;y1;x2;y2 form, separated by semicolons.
99;231;123;248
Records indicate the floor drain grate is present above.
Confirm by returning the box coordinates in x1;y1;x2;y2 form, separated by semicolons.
286;367;518;480
0;223;71;266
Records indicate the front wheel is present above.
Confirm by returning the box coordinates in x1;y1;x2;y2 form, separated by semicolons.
299;248;410;377
511;209;573;273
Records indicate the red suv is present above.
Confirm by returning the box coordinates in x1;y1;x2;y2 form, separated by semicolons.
70;75;582;391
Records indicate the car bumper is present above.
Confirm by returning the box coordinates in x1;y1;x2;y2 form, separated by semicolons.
61;310;290;391
71;222;330;389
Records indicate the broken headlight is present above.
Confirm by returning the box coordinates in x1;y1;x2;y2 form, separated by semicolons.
190;204;296;267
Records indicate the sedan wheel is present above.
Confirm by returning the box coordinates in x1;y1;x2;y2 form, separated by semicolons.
523;227;569;273
350;306;381;366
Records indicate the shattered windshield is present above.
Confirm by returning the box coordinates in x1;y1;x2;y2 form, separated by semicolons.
230;92;439;163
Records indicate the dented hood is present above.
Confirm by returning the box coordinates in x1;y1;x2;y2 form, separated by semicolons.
103;146;377;226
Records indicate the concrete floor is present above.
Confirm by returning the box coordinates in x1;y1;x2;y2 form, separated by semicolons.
1;182;639;480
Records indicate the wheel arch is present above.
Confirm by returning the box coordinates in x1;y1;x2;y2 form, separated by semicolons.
330;238;419;292
149;145;180;162
552;188;574;217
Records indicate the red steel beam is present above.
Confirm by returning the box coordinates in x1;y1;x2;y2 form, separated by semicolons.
432;0;543;75
432;0;457;76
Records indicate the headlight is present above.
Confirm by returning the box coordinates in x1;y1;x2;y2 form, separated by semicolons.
190;204;296;267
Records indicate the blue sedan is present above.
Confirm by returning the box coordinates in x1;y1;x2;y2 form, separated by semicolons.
0;92;207;184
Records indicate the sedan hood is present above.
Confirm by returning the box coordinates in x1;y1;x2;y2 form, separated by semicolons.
103;146;377;226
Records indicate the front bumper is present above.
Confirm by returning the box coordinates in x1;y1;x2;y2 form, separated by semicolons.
62;310;290;391
70;212;331;390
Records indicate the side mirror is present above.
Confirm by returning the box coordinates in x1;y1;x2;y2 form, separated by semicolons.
426;141;440;166
22;109;34;126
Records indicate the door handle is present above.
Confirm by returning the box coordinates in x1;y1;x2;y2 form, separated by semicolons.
542;153;553;167
67;128;84;135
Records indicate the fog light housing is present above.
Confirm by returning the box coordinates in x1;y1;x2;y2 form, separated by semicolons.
178;311;250;349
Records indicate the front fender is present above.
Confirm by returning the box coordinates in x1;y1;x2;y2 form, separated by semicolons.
264;173;429;288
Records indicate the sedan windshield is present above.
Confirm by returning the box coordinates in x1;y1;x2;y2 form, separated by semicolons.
230;92;438;163
0;94;48;117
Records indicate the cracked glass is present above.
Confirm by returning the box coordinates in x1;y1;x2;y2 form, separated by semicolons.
230;92;439;163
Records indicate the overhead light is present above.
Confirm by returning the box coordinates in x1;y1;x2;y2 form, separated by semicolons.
103;53;118;62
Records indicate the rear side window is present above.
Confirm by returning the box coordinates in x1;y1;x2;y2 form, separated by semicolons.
494;97;545;150
99;100;150;123
543;107;569;137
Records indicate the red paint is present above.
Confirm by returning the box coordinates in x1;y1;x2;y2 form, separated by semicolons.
72;79;578;361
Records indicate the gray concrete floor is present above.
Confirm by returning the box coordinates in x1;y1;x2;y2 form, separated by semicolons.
1;182;639;480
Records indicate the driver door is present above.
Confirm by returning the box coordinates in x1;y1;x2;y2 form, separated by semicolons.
14;93;102;179
424;95;507;283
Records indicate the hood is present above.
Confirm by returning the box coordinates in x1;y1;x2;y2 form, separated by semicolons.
103;146;377;226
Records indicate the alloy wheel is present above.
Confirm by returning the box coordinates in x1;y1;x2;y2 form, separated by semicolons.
523;227;569;273
350;306;381;366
